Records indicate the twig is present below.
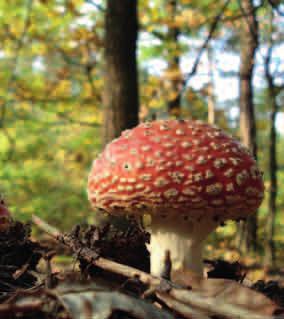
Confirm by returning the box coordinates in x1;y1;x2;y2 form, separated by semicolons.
32;216;60;238
85;0;105;11
32;215;275;319
0;300;43;315
267;0;284;16
143;2;263;42
33;218;203;319
181;0;231;92
32;215;159;285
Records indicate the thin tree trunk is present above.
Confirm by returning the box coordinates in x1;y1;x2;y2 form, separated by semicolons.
264;14;278;267
103;0;139;145
207;46;216;125
166;0;182;118
237;0;259;253
265;71;278;268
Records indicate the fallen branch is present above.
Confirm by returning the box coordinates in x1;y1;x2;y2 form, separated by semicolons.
0;299;43;315
32;215;276;319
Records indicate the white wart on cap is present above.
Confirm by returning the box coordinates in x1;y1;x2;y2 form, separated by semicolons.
87;120;264;276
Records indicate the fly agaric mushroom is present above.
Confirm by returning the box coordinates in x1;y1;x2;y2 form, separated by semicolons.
0;199;12;231
87;120;264;276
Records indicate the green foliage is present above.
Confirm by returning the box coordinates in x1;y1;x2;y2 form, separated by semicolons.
0;0;283;262
0;107;101;229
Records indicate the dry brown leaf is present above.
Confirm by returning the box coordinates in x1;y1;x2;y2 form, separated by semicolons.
172;269;278;316
60;290;175;319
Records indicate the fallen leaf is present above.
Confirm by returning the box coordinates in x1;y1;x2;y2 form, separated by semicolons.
60;290;175;319
172;269;278;316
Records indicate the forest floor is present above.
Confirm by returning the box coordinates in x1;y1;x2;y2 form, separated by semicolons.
0;218;284;319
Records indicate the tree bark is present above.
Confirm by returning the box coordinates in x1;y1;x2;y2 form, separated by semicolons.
265;63;278;268
103;0;139;145
264;15;278;267
207;46;216;125
166;0;182;118
99;0;139;227
238;0;259;253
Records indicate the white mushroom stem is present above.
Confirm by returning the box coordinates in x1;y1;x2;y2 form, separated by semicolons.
146;215;219;277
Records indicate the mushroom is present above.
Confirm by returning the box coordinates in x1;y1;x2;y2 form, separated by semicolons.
0;199;12;231
87;120;264;277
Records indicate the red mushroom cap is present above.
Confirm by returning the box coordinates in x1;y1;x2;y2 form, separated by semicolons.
0;203;10;217
87;120;264;222
0;201;12;231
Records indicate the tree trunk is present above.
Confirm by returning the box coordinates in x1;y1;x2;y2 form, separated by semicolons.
237;0;259;253
207;46;216;125
103;0;139;145
166;0;182;118
99;0;139;228
264;15;278;267
265;71;278;268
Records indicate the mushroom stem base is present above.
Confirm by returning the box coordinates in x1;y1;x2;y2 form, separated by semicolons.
146;215;218;277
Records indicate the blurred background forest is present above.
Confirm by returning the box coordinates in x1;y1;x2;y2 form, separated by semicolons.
0;0;283;274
